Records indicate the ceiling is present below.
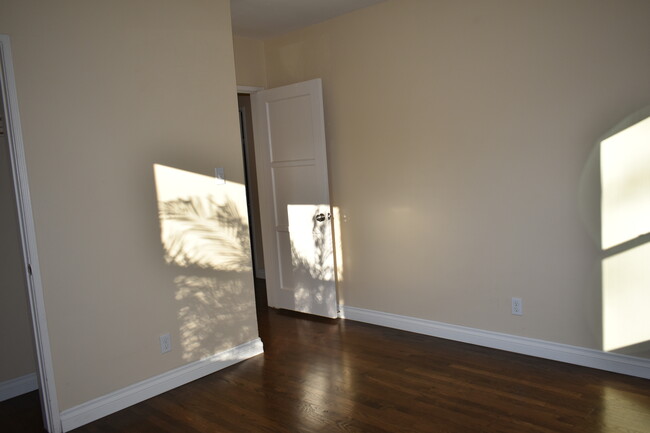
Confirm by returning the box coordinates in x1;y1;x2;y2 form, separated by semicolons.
230;0;387;39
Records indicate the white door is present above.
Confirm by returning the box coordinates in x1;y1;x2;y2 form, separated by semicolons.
251;79;337;318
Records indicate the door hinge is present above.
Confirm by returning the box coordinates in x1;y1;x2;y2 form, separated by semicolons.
27;264;33;275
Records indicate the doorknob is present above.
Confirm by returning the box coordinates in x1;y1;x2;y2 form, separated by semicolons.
315;213;331;222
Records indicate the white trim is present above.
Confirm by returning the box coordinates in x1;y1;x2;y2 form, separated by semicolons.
60;338;264;432
0;373;38;402
0;34;61;433
237;85;264;94
341;305;650;380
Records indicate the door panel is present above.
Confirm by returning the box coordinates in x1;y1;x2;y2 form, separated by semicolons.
252;79;337;318
272;164;321;224
268;95;315;162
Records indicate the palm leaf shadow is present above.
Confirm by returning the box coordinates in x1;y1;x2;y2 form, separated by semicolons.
159;196;252;272
290;211;334;281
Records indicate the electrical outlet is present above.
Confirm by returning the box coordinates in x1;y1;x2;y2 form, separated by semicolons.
512;297;523;316
160;333;172;354
215;167;225;184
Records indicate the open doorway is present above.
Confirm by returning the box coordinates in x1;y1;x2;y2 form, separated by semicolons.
237;92;267;312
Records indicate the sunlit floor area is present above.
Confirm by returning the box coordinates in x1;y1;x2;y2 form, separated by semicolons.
2;293;650;432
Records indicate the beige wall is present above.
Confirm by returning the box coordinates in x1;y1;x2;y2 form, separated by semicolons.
0;99;37;384
0;0;257;410
263;0;650;351
233;36;267;87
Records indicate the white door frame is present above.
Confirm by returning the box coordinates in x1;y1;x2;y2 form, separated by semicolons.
237;86;264;94
0;34;61;433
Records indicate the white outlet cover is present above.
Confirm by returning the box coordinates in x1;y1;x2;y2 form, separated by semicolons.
215;167;225;184
160;333;172;354
512;297;523;316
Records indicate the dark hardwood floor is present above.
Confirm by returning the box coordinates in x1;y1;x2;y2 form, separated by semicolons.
3;296;650;432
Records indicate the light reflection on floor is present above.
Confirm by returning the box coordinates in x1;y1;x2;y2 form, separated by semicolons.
590;385;650;432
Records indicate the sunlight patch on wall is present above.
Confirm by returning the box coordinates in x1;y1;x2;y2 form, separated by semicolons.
153;164;257;361
600;113;650;355
601;116;650;250
602;242;650;352
175;275;254;361
153;164;252;272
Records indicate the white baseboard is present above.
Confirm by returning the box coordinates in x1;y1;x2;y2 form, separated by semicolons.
60;338;264;432
0;372;38;402
340;305;650;380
